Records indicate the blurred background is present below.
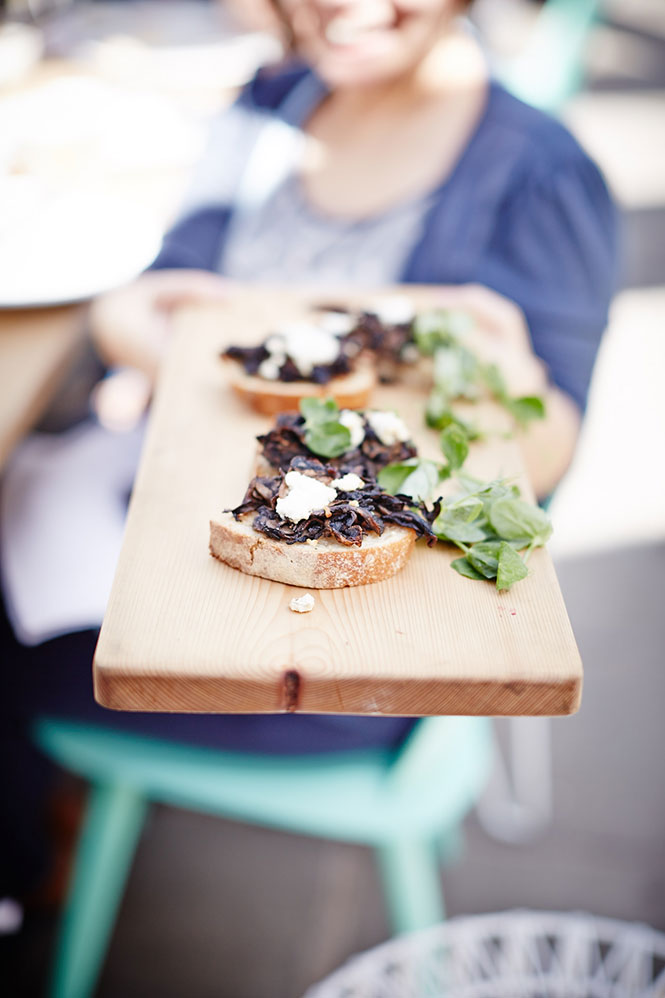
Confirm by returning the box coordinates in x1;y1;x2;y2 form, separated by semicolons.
0;0;663;995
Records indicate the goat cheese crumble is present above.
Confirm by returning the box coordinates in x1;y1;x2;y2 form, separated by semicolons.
368;295;415;326
338;409;365;449
366;410;411;446
331;473;365;492
257;357;283;380
318;311;355;337
275;471;337;523
267;322;340;377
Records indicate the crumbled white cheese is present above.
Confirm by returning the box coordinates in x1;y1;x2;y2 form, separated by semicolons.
289;593;315;614
338;409;365;449
265;334;287;355
369;295;415;326
257;357;282;380
276;471;338;523
318;311;355;337
366;410;411;446
331;473;365;492
400;343;420;364
269;321;340;376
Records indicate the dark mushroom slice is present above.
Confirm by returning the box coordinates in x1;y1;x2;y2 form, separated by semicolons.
228;457;438;548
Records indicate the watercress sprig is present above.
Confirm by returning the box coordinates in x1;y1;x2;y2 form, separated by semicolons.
413;309;547;434
480;363;546;428
379;466;552;592
440;479;552;591
376;423;469;502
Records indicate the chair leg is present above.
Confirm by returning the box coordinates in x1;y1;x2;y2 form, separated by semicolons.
375;837;445;936
49;782;148;998
439;824;464;866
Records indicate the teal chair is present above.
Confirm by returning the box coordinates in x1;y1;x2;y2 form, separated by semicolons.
498;0;601;113
33;714;492;998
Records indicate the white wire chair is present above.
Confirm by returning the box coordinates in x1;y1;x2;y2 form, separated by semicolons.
305;910;665;998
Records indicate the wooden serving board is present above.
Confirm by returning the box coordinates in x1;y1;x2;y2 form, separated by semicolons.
93;287;582;716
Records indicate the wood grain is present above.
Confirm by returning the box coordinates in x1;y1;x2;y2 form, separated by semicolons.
93;287;582;716
0;306;84;470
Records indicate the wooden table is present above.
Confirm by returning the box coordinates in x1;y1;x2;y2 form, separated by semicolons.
94;288;583;718
0;305;84;470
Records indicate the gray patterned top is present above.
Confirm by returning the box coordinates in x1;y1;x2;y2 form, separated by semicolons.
221;171;434;287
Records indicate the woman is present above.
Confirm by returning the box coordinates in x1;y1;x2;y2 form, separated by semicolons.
93;0;616;496
1;0;617;895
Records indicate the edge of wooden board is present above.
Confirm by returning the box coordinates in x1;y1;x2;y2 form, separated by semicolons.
94;663;582;716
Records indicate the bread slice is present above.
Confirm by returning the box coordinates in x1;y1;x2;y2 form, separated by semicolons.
224;360;376;416
209;511;415;588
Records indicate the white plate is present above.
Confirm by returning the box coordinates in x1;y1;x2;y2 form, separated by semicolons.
0;181;162;308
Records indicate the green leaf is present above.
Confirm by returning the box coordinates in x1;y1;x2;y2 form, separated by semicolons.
454;472;486;494
451;477;521;523
299;397;339;426
413;309;473;355
440;424;469;471
506;395;546;426
496;542;529;591
413;310;448;355
467;541;503;579
479;366;546;428
378;459;442;502
299;397;354;458
435;516;488;544
425;388;450;429
304;422;352;459
444;309;475;340
451;557;486;581
489;497;553;545
377;460;417;495
481;363;508;400
425;392;480;440
401;462;443;502
481;485;521;521
433;345;479;400
446;495;484;522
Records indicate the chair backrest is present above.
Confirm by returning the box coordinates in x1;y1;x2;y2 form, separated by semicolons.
499;0;601;112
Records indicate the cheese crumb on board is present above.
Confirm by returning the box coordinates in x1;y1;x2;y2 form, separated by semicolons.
289;593;315;613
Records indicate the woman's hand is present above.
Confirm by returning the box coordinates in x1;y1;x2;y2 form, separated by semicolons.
434;283;581;499
88;269;229;431
89;269;230;380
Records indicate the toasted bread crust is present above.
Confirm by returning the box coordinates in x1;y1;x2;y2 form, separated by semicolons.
209;512;415;588
224;359;376;415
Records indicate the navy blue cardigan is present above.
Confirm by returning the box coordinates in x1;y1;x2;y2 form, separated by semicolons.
152;66;618;412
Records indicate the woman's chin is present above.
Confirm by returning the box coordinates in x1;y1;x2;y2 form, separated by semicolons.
314;46;411;89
